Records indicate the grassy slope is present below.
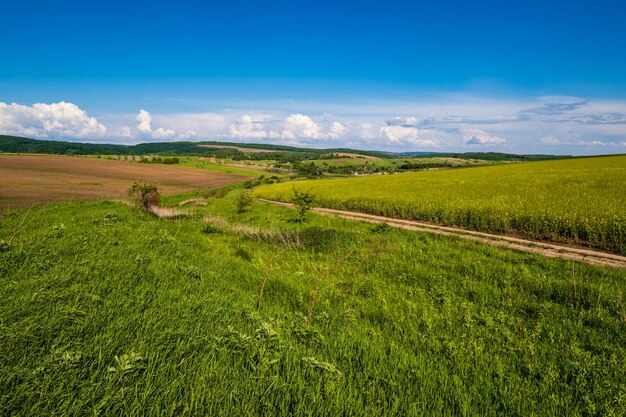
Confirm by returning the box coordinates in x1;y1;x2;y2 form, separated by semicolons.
1;191;625;416
179;160;277;178
254;155;626;254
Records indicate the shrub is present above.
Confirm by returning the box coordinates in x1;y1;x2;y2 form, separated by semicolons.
202;223;223;235
129;182;160;209
205;188;229;198
292;187;315;223
236;190;253;213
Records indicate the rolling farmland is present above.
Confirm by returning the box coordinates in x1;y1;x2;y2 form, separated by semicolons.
254;155;626;254
0;154;250;210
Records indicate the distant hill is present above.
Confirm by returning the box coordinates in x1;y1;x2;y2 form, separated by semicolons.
0;135;569;161
402;151;571;161
0;135;392;159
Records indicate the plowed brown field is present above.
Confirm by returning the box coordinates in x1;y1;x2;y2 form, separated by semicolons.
0;154;250;210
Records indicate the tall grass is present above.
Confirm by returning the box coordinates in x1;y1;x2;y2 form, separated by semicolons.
1;191;625;415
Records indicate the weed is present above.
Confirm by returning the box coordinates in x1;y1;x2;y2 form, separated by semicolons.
370;222;392;234
302;357;343;379
233;245;252;261
107;352;145;374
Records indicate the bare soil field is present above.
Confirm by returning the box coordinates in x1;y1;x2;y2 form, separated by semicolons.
0;154;250;210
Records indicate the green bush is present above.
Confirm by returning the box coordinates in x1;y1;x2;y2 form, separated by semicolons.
292;187;315;223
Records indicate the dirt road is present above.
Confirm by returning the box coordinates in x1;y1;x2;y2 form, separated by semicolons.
256;198;626;269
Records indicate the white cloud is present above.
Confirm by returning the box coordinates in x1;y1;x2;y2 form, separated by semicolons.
152;127;177;139
577;140;615;147
463;129;506;145
0;101;106;139
378;124;439;147
179;130;198;139
380;125;419;143
282;113;321;139
359;123;376;140
539;136;564;145
2;94;625;155
157;112;226;137
385;116;419;127
117;126;133;138
134;109;178;140
136;109;152;134
328;121;348;139
228;114;268;139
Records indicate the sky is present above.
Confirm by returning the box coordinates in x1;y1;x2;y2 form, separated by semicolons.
1;0;626;154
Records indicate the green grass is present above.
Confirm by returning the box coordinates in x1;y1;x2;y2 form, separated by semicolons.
1;190;625;416
307;156;489;169
254;155;626;254
181;157;289;178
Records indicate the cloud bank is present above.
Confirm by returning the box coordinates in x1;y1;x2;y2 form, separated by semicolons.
1;94;625;154
0;101;106;139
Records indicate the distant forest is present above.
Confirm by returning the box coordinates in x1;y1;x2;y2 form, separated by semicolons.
0;135;567;161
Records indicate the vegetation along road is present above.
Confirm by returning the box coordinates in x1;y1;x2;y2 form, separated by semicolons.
257;198;626;269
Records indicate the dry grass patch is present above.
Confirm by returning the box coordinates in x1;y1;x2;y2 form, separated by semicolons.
179;198;208;207
148;206;191;219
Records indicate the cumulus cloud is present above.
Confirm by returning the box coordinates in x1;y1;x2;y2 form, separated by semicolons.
378;124;439;147
136;109;152;134
463;129;506;145
2;95;625;154
134;109;177;140
282;113;322;139
0;101;106;139
228;114;268;139
152;127;176;139
380;125;419;143
328;122;348;139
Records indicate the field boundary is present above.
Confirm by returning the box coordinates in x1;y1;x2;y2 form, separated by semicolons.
256;198;626;269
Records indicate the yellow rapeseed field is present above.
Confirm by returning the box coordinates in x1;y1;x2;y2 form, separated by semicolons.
255;155;626;254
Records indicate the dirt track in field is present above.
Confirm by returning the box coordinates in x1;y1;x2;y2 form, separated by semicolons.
0;154;250;210
257;198;626;269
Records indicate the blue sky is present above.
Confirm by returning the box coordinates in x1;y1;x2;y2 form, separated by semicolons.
1;0;626;154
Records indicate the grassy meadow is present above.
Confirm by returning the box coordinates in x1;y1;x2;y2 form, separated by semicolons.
254;155;626;254
1;189;626;416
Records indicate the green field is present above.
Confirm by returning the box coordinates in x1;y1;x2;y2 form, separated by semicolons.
254;155;626;254
1;189;625;416
306;156;489;169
